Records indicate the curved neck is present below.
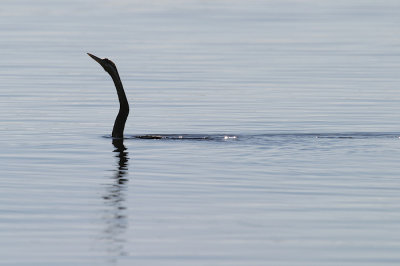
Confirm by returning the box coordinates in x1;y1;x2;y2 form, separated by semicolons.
109;70;129;139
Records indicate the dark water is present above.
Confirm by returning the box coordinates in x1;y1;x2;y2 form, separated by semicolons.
1;0;400;265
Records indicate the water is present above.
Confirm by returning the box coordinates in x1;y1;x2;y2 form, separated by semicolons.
1;0;400;265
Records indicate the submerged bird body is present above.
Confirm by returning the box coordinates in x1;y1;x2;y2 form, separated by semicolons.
88;53;224;141
88;53;129;139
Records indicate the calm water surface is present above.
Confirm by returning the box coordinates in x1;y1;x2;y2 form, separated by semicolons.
1;0;400;265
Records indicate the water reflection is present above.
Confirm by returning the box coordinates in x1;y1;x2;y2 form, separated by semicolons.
102;139;129;262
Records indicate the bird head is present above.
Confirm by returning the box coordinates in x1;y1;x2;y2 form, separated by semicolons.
87;53;118;76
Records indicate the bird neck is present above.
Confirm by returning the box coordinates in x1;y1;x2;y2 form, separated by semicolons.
110;70;129;139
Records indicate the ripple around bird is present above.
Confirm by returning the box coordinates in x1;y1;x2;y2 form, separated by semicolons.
101;132;400;142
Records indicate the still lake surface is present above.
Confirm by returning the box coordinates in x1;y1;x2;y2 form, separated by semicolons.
1;0;400;265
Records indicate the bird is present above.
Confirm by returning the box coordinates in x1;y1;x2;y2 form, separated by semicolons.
88;53;218;141
88;53;129;139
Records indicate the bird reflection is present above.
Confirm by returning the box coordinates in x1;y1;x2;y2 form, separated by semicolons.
111;139;129;185
102;138;129;262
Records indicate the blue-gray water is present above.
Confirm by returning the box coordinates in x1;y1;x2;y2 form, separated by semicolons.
1;1;400;265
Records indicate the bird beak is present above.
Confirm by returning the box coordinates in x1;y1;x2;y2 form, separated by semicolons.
87;53;103;65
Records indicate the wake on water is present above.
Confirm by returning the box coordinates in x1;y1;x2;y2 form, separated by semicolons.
103;132;400;142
